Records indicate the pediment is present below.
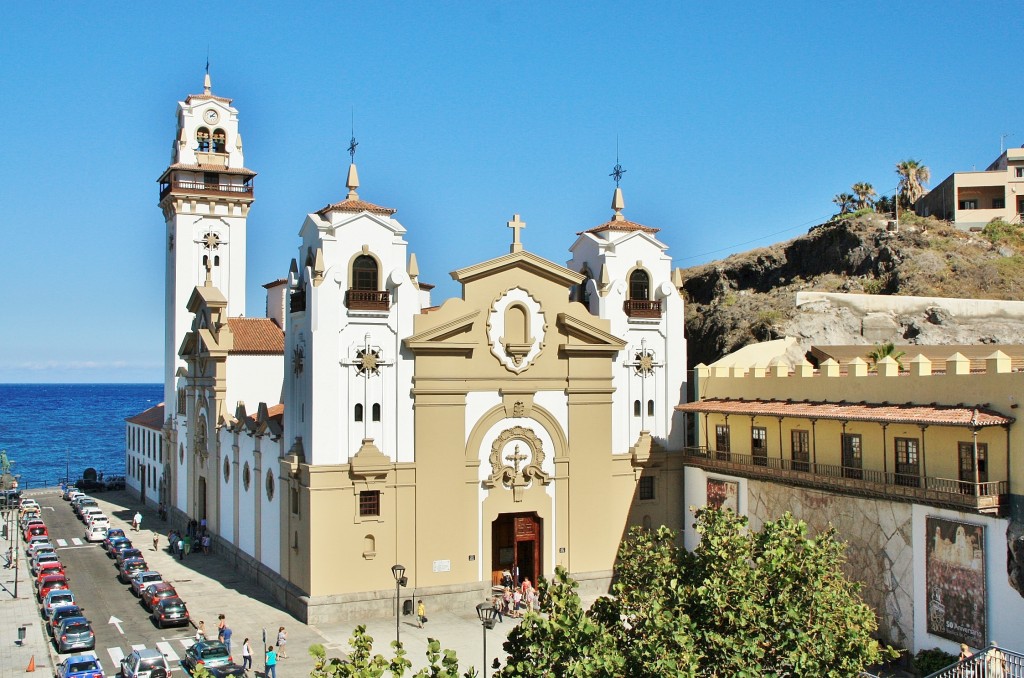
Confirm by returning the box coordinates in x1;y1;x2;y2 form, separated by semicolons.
557;313;626;356
405;310;480;354
451;251;583;288
187;284;227;313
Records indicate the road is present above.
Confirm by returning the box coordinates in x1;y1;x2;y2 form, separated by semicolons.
35;492;199;673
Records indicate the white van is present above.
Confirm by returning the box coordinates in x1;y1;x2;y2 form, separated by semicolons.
85;523;107;542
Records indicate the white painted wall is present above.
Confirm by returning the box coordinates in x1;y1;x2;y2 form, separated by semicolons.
226;354;284;412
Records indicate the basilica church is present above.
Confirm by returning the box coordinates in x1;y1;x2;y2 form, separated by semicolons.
132;74;689;623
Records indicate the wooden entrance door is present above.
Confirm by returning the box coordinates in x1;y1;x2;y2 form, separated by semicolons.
491;512;542;587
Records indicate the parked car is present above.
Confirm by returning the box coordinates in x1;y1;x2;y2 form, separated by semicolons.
56;653;104;678
80;507;104;524
181;640;232;674
20;498;40;511
30;552;62;575
150;597;189;629
21;516;45;531
88;514;110;530
49;605;86;636
115;548;143;568
106;538;133;558
25;535;51;556
34;559;66;580
66;490;85;503
128;571;163;597
118;648;170;678
26;540;54;559
35;565;68;589
55;616;96;654
42;590;76;619
141;582;178;611
118;558;148;584
86;524;107;542
71;496;94;514
38;573;70;600
24;524;48;541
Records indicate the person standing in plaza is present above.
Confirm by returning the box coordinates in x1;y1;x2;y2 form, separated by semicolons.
265;646;278;678
134;511;143;532
276;627;288;658
183;534;192;557
152;531;159;552
241;638;252;673
176;535;184;560
417;599;426;628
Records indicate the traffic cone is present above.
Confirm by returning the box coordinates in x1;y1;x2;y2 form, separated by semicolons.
26;655;35;672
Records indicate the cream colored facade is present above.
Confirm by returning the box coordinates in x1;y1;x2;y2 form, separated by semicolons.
916;147;1024;229
680;346;1024;653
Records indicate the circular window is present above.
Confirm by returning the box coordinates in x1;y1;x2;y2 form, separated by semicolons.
266;470;275;501
179;443;185;464
243;462;251;491
223;457;231;483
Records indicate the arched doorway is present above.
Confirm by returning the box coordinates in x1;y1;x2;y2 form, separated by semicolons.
492;512;542;587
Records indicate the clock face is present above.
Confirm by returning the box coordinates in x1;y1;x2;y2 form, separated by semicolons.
204;108;219;124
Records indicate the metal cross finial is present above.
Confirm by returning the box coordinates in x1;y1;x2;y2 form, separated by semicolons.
348;109;359;163
610;140;626;187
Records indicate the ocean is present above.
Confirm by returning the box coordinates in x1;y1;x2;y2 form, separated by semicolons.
0;383;163;490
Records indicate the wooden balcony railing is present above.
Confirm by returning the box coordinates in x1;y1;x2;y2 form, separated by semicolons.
160;180;254;200
684;446;1007;513
346;289;390;311
624;299;662;318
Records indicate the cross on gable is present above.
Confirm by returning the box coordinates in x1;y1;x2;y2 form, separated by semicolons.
505;444;529;473
507;214;526;253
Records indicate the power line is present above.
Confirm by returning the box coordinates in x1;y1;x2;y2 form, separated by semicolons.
676;213;834;263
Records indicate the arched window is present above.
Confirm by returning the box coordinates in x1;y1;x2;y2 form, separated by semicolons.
214;255;220;266
196;127;211;152
352;255;378;291
372;403;381;422
579;266;592;308
354;404;364;422
648;400;655;416
633;400;641;417
212;128;226;153
629;269;650;301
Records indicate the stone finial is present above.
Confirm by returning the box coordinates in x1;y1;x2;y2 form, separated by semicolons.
986;350;1011;374
694;363;710;379
908;354;932;376
752;364;767;378
876;355;899;377
611;187;625;221
769;359;790;378
672;268;684;289
346;163;360;199
408;252;420;280
729;365;748;378
820;358;840;377
849;356;868;377
203;72;212;95
947;352;970;375
795;360;814;377
312;248;325;287
235;133;243;152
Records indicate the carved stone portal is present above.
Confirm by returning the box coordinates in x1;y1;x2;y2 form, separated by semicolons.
484;426;552;502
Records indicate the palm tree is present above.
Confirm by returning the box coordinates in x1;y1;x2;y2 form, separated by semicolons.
833;192;856;215
866;342;906;370
895;159;931;210
851;182;877;210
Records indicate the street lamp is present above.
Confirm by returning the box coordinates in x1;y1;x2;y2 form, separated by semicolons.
391;564;407;646
476;601;499;678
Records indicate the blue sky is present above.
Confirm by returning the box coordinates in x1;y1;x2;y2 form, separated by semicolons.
1;2;1022;383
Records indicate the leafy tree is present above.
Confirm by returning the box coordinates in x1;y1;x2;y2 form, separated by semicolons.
874;193;895;214
501;511;895;677
851;182;877;210
896;159;931;210
832;192;856;215
866;341;906;369
309;627;475;678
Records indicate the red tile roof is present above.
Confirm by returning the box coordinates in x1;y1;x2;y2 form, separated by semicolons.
227;318;284;354
125;403;165;431
676;398;1014;428
316;198;397;217
185;93;233;105
578;218;660;236
262;279;288;289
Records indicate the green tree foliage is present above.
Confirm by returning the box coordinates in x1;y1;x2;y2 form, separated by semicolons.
309;627;475;678
896;159;931;210
501;510;895;677
866;341;906;369
852;182;877;210
832;192;856;215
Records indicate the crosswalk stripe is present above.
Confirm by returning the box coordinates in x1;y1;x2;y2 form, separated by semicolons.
108;646;125;666
56;538;68;546
71;538;83;546
181;638;195;649
156;641;179;661
131;644;146;651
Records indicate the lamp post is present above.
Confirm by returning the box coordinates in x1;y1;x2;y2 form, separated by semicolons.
476;601;499;678
391;564;407;647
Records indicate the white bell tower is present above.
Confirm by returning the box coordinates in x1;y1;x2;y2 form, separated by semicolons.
158;72;256;417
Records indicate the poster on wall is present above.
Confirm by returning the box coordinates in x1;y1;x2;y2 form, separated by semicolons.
925;516;986;648
706;478;739;513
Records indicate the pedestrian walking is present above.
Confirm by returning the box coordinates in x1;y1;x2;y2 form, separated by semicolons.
152;532;159;552
276;627;288;658
241;638;252;673
195;620;207;642
133;511;143;532
221;626;233;654
417;599;426;628
491;596;504;623
265;646;278;678
3;546;12;568
202;534;211;554
183;535;192;557
176;536;184;560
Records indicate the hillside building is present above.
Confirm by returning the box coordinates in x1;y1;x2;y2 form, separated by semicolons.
916;147;1024;229
128;75;688;622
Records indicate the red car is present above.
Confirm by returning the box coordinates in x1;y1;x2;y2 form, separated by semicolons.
24;524;48;541
141;582;177;611
37;574;70;601
34;560;66;580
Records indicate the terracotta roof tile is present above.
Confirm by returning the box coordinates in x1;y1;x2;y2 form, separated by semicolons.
578;218;660;236
316;198;397;217
125;403;165;431
185;93;233;105
227;318;284;354
160;163;257;178
262;279;288;289
676;397;1013;428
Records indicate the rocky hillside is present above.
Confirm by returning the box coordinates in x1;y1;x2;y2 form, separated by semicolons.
679;212;1024;368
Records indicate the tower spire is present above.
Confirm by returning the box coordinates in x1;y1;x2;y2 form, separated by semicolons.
203;49;211;95
609;144;626;221
346;110;360;199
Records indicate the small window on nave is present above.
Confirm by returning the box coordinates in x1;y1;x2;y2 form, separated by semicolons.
352;255;378;291
647;399;654;417
372;403;381;422
354;404;364;422
629;269;650;301
633;400;641;417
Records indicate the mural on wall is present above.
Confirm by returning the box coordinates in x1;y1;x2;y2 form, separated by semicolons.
706;478;739;513
926;516;986;648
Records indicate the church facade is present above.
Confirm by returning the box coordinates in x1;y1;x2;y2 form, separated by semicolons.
141;76;689;623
